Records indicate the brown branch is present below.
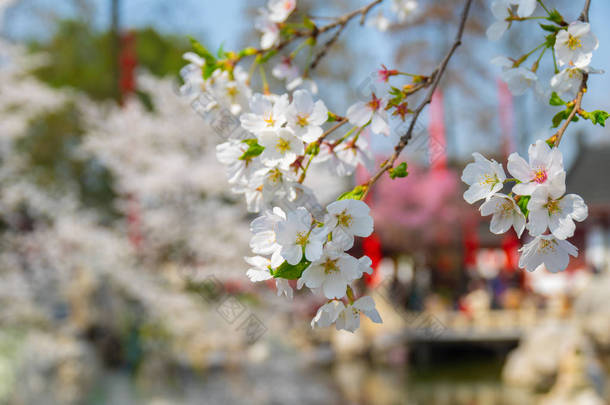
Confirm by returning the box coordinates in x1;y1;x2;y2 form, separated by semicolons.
550;0;592;147
361;0;473;198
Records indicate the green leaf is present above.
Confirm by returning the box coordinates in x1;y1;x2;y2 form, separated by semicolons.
544;33;556;48
589;110;610;126
202;63;217;79
552;109;569;128
549;92;566;106
305;142;320;156
517;195;531;218
272;258;311;280
539;23;561;33
239;139;264;161
337;185;367;201
260;49;277;63
548;10;563;25
303;16;316;30
188;36;217;65
389;162;408;179
217;42;226;58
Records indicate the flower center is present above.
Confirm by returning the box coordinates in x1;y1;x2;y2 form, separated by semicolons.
284;0;293;10
367;94;381;111
264;113;275;127
538;239;558;254
226;86;238;98
268;168;282;183
481;174;499;186
501;200;513;215
337;211;353;227
276;137;291;153
322;258;339;274
567;34;582;50
533;169;547;184
295;231;308;246
296;114;309;127
545;198;561;215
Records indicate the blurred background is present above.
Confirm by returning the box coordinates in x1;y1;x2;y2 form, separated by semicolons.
0;0;609;404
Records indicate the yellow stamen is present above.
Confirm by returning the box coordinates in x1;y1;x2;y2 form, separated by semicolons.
276;137;291;153
567;34;582;50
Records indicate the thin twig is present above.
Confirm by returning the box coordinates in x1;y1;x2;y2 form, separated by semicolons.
550;0;592;147
361;0;473;198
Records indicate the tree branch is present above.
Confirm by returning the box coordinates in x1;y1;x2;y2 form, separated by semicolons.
362;0;473;197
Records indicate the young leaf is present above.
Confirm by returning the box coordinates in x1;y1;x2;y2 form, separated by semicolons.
272;258;311;279
337;185;367;201
516;195;531;218
389;162;408;179
239;139;265;160
552;109;569;128
590;110;610;127
549;92;566;106
539;23;561;33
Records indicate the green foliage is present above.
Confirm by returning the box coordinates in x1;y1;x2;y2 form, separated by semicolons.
539;23;561;33
28;20;190;102
272;258;311;279
516;195;531;218
547;10;564;25
15;103;117;218
544;33;556;48
305;142;320;156
337;186;367;201
549;92;566;106
188;36;218;79
239;139;265;161
586;110;610;127
389;162;408;179
552;107;578;128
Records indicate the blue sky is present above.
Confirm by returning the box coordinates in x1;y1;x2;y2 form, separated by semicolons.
3;0;610;165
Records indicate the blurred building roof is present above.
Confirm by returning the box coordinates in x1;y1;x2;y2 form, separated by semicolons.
567;139;610;209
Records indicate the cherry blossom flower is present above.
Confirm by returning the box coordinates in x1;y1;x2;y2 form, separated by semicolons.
324;199;374;249
255;10;280;50
209;67;252;115
311;300;345;328
391;0;419;23
512;0;536;18
276;207;325;264
346;93;390;136
297;242;359;298
258;127;304;169
367;11;391;32
317;135;374;177
335;296;383;332
240;93;289;133
527;185;588;240
245;256;293;298
216;139;262;186
518;234;578;273
285;89;328;143
507;140;565;196
551;67;584;100
250;207;286;265
268;0;296;23
461;152;506;204
272;56;300;83
555;22;598;68
487;0;511;41
501;67;538;96
479;193;526;237
355;256;374;278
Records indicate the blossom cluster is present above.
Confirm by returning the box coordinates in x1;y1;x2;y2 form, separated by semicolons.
488;1;601;103
462;140;588;273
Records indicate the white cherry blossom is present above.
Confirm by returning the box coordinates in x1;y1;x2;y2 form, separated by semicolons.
276;207;325;265
272;57;300;83
216;139;263;186
335;296;383;332
311;300;345;328
240;93;288;133
258;127;304;169
461;152;506;204
512;0;536;18
355;256;374;279
297;243;359;299
285;89;328;143
527;186;588;240
555;22;598;68
367;11;391;32
501;67;537;96
487;0;511;41
250;207;286;265
324;199;374;250
518;234;578;273
255;10;280;50
391;0;419;23
507;140;565;196
346;93;390;136
550;67;583;100
479;193;526;237
317;135;375;177
268;0;296;23
245;256;293;299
